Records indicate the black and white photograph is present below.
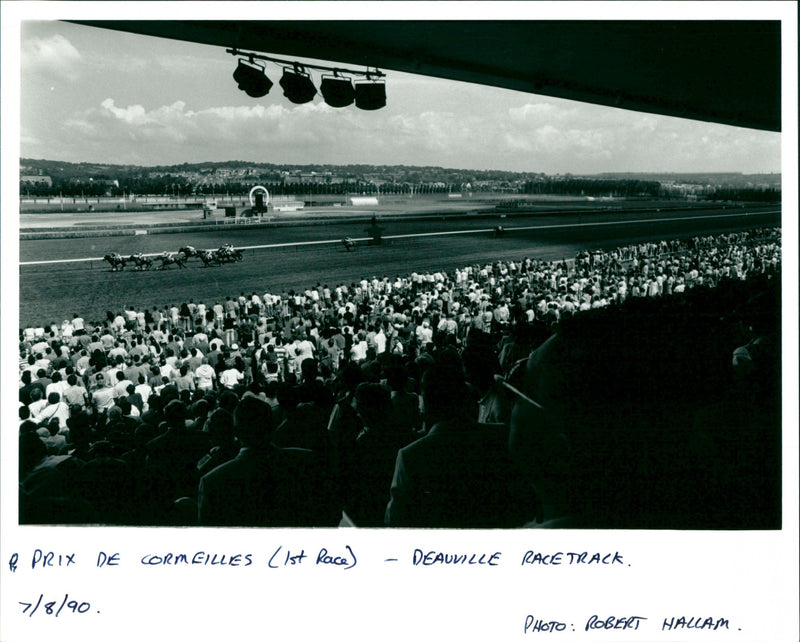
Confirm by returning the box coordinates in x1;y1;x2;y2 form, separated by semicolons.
2;3;797;641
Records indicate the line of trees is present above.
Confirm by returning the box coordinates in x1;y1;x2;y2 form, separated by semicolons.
21;175;781;203
522;178;662;197
20;178;469;198
20;181;109;198
703;187;781;203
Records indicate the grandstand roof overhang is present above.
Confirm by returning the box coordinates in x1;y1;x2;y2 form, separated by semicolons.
69;20;781;132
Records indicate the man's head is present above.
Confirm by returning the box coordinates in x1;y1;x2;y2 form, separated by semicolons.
233;394;273;448
163;400;187;427
354;382;391;429
217;390;239;413
117;398;132;416
300;358;318;381
46;418;61;435
420;362;469;424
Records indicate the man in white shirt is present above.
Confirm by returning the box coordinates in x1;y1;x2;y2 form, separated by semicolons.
75;350;91;375
72;314;85;335
134;376;153;410
295;334;316;365
219;366;244;390
195;358;217;392
63;374;88;408
28;388;48;419
213;302;225;324
193;329;209;346
108;341;128;361
374;327;387;354
61;319;75;339
35;393;71;430
45;372;70;400
416;320;433;347
113;371;134;398
91;375;116;412
350;332;368;362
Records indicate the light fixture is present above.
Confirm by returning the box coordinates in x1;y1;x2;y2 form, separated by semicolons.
320;72;355;108
354;75;386;110
232;58;272;98
279;64;317;104
226;48;386;109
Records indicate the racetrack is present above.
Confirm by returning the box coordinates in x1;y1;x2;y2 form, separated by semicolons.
18;205;780;327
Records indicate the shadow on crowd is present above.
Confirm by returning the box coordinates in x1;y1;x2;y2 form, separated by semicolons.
19;274;781;530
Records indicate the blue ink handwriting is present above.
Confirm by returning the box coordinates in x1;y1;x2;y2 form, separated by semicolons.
412;550;502;566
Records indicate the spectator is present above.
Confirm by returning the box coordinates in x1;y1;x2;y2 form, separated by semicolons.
27;387;48;420
34;392;70;430
19;369;45;406
346;382;412;526
90;374;116;413
40;419;67;454
385;362;536;528
194;356;217;392
198;393;338;527
146;399;210;508
63;373;88;408
175;363;196;394
196;407;238;478
385;364;422;434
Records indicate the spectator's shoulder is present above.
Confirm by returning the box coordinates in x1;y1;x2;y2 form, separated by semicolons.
200;452;242;485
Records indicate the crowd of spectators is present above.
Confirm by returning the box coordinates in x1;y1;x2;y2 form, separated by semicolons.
18;226;782;528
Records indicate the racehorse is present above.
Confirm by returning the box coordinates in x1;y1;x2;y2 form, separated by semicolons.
128;254;153;271
104;253;128;271
158;251;187;269
198;249;243;266
342;237;357;252
216;247;243;263
198;250;219;267
179;246;198;258
494;225;506;238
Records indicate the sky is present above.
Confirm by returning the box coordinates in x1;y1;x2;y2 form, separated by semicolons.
17;16;783;175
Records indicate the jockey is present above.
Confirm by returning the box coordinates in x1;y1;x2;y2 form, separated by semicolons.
220;243;234;256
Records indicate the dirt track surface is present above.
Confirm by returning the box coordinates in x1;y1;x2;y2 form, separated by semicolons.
18;206;780;327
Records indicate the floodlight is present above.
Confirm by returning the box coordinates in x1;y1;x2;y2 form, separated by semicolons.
227;48;385;109
354;77;386;110
233;59;272;98
320;73;355;108
279;65;317;104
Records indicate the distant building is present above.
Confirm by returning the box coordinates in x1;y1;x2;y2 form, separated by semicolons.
350;196;379;206
283;171;344;185
20;175;53;187
89;178;119;188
